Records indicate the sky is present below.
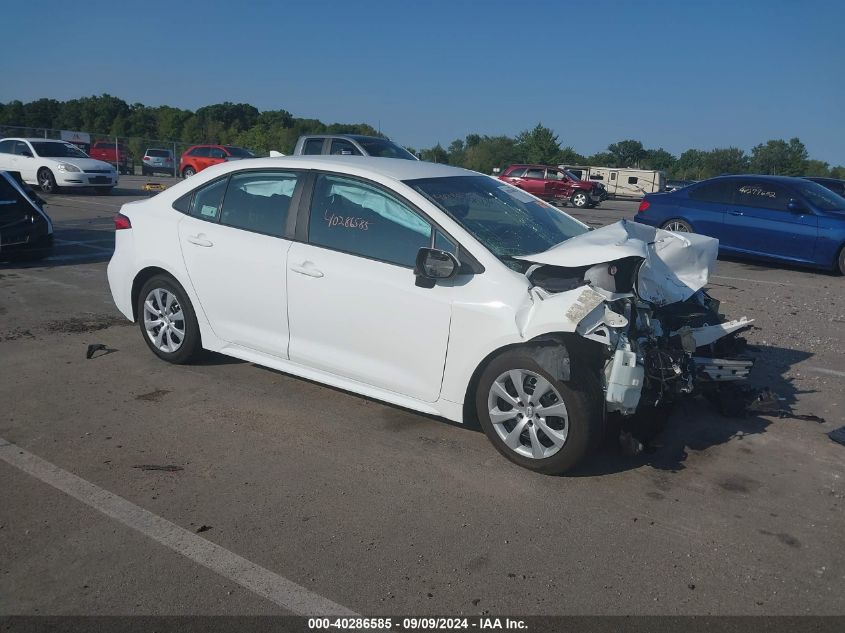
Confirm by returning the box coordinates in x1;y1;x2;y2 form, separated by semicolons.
4;0;844;164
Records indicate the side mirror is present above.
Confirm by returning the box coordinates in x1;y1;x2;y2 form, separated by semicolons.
414;248;460;288
21;150;33;158
787;198;806;213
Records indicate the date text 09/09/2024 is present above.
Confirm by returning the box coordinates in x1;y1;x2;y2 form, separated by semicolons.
308;617;528;630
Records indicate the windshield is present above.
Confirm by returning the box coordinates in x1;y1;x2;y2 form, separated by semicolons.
357;138;417;160
32;142;89;158
223;146;255;158
795;181;845;211
406;175;588;265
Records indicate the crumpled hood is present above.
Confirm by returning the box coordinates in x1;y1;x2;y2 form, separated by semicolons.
515;219;719;306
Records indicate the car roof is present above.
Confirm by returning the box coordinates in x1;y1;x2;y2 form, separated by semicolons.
506;164;556;170
301;134;388;141
699;174;818;185
204;155;478;182
0;138;71;143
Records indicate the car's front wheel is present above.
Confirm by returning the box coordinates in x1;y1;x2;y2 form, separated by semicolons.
571;191;589;208
476;350;602;474
182;166;196;178
137;275;202;364
660;219;693;233
38;168;57;193
837;246;845;276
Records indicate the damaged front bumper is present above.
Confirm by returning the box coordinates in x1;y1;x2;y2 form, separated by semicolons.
514;220;755;418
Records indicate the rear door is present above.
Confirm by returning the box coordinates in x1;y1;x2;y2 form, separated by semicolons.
177;169;301;356
501;167;526;187
520;167;546;196
724;179;817;262
680;179;735;242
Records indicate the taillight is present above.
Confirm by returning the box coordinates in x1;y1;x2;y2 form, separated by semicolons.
114;213;132;230
638;200;650;213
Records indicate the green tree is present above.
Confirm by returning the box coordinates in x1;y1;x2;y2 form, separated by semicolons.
701;147;749;177
515;123;561;164
750;138;808;176
586;151;615;167
830;165;845;180
671;149;706;180
607;139;645;167
420;143;448;163
642;148;676;171
558;146;586;166
802;159;830;177
463;136;520;174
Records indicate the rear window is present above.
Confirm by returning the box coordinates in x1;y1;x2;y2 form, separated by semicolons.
355;138;417;160
146;149;170;157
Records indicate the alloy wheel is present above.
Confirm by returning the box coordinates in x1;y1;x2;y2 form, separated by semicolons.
142;288;186;353
663;220;691;232
487;369;569;459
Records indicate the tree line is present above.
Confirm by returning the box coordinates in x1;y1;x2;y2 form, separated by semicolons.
1;95;842;181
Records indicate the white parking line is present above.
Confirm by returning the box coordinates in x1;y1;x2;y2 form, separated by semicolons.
0;438;357;617
806;367;845;379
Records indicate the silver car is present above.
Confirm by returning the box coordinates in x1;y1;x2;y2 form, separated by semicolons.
142;148;175;176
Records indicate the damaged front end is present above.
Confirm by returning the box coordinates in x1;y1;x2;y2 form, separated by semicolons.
515;220;754;422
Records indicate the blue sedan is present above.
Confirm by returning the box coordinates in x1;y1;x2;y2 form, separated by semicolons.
634;175;845;274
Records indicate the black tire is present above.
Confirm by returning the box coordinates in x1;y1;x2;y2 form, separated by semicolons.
660;219;693;233
37;168;57;194
837;246;845;276
571;190;590;208
475;349;603;474
182;166;196;178
136;274;202;365
94;187;113;196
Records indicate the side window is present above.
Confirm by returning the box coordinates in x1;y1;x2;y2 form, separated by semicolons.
0;140;14;154
610;172;617;181
330;139;362;156
189;177;228;220
13;141;32;156
302;139;324;155
735;181;790;211
219;171;297;237
627;176;639;185
189;147;209;157
434;230;458;255
308;174;432;267
209;147;227;159
525;168;544;179
507;168;526;178
589;174;604;181
689;180;736;204
545;169;563;181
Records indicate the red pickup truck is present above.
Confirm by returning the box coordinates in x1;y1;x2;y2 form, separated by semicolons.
89;141;135;175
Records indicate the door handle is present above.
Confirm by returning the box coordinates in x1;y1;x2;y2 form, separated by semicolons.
290;262;324;278
728;211;743;216
186;234;213;247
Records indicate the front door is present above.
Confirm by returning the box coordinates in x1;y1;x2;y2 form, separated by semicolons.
177;170;300;356
724;179;818;262
286;173;453;402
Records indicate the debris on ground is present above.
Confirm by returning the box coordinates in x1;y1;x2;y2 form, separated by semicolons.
708;385;825;423
134;389;171;402
829;427;845;446
619;431;644;457
86;343;107;359
196;525;212;533
132;464;184;472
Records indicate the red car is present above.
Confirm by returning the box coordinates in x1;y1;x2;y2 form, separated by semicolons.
89;141;135;175
499;164;606;208
179;144;255;177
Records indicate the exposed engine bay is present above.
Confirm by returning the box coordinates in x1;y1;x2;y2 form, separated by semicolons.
513;220;754;425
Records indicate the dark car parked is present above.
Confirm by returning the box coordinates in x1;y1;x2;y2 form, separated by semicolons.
635;175;845;274
804;177;845;197
0;170;53;261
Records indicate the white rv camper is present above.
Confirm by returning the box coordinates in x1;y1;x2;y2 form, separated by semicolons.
561;165;665;199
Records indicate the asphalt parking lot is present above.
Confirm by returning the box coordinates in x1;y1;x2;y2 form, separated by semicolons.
1;176;844;616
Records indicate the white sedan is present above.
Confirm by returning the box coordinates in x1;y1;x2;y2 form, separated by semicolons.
0;138;117;194
107;156;753;474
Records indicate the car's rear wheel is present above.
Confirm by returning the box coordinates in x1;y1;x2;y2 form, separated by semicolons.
182;166;196;178
476;350;602;474
661;219;693;233
837;246;845;276
38;168;57;194
571;191;589;208
137;275;202;364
